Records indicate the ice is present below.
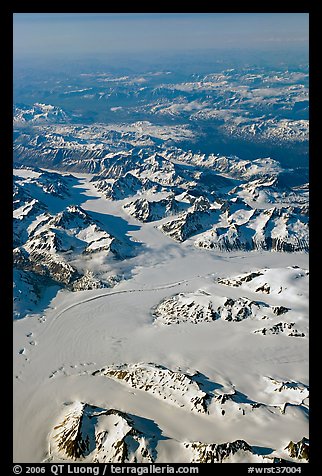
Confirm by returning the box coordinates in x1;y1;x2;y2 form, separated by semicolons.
13;170;308;463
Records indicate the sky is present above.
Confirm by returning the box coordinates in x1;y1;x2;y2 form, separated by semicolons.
13;13;309;61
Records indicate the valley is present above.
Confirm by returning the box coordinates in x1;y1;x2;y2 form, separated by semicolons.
13;58;309;464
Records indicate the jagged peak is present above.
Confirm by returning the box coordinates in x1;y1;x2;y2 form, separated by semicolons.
50;401;155;463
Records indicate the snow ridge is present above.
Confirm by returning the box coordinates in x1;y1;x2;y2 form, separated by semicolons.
92;363;210;413
50;402;155;462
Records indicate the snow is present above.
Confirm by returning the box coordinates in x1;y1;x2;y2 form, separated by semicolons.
75;224;113;251
13;199;39;219
96;121;195;142
94;363;208;413
217;266;309;304
13;171;309;463
49;401;155;463
13;62;309;461
14;103;70;124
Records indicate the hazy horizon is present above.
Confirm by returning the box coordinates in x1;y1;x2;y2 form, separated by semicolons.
14;13;309;66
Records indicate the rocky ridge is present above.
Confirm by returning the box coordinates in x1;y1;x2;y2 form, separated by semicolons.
153;292;272;325
92;363;210;413
217;266;309;298
13;185;132;318
184;440;254;463
50;401;155;462
254;322;305;337
48;400;309;463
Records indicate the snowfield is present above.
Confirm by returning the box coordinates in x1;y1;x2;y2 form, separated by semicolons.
13;168;309;463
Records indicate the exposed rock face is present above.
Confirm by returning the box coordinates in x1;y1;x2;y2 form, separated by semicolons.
51;402;155;462
218;271;264;287
123;195;183;222
285;438;309;461
124;197;156;222
262;377;309;406
70;271;109;291
255;283;271;294
14;102;70;124
254;322;305;337
14;204;122;284
13;123;308;254
217;297;260;322
272;306;289;315
92;173;163;200
13;200;131;318
184;437;310;463
52;402;89;460
217;266;309;298
13;243;81;285
184;440;254;463
28;251;81;285
196;224;251;251
194;206;308;252
159;197;214;241
153;292;217;325
159;210;207;241
92;363;210;413
153;292;265;325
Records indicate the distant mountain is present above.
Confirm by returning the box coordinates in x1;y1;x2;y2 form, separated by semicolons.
123;194;186;222
13;63;309;465
92;172;164;200
14;103;71;124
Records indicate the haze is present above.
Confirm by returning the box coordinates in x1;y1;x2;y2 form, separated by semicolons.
13;13;308;61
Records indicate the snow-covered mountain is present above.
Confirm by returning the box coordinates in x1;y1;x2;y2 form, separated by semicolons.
92;172;164;200
193;205;308;252
152;281;307;339
13;164;309;463
14;204;127;281
44;361;309;463
49;401;155;462
153;292;270;325
14;103;71;124
183;438;309;463
13;172;136;318
48;400;309;463
158;199;308;252
13;63;309;464
229;176;309;205
28;141;305;253
93;363;210;413
123;194;186;222
217;266;309;299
